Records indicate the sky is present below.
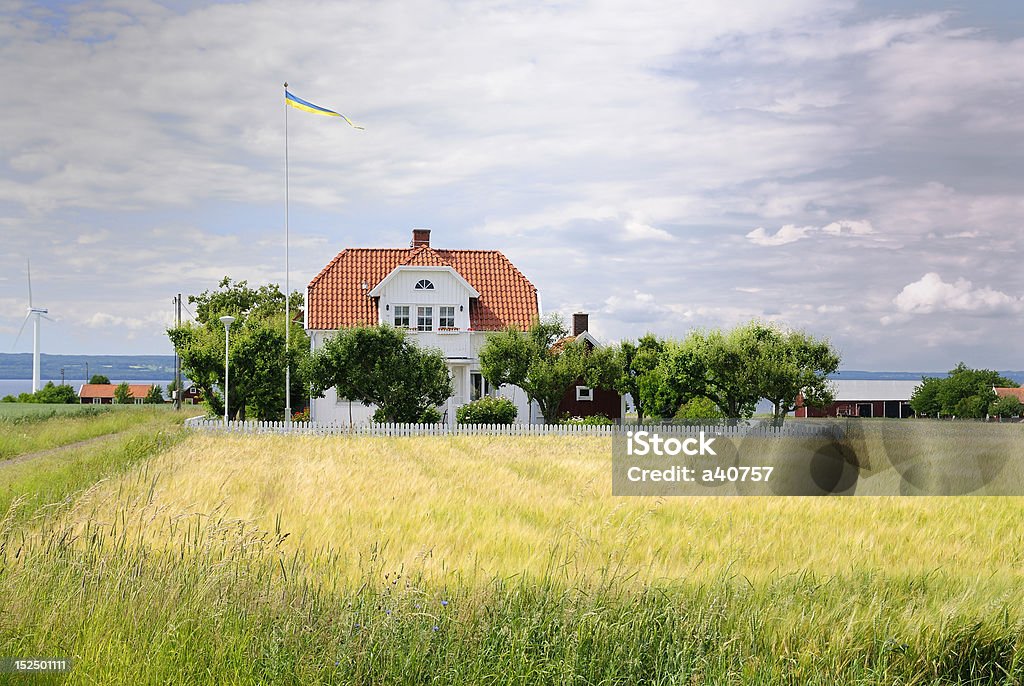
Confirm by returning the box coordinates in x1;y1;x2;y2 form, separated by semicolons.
1;0;1022;370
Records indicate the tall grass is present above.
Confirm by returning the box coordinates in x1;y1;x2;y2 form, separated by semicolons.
1;431;1022;683
0;405;178;461
68;434;1024;583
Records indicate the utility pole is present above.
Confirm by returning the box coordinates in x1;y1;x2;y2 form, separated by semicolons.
174;294;182;411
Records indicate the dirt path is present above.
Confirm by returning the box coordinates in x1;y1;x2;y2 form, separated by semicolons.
0;431;129;471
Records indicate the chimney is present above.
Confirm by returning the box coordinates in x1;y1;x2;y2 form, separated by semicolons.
572;312;589;337
411;228;431;248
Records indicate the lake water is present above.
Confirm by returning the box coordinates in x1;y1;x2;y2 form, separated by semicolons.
0;379;176;398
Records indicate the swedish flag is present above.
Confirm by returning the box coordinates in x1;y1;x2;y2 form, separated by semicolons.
285;90;364;129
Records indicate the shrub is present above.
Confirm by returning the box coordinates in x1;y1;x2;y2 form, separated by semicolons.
457;396;518;424
292;408;310;422
373;406;443;424
674;396;723;421
562;414;614;426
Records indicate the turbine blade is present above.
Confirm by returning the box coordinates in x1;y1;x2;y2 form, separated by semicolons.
40;314;56;322
26;259;33;309
11;312;31;351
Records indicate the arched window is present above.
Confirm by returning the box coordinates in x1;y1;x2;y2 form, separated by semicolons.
414;279;435;290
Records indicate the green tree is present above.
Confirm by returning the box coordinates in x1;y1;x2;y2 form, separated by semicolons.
146;385;164;404
303;325;453;423
614;334;664;424
663;328;761;421
113;382;132;405
29;381;78;404
167;277;309;421
989;395;1023;419
89;374;111;385
751;324;840;426
478;316;619;424
911;363;1018;419
909;377;943;417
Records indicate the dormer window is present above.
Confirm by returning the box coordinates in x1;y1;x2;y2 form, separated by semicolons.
414;279;434;290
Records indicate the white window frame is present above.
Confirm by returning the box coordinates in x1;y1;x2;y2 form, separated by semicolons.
417;306;433;331
438;305;456;329
393;304;410;328
576;385;594;401
414;279;435;290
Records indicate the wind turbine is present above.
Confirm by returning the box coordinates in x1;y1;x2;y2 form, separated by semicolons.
13;260;54;393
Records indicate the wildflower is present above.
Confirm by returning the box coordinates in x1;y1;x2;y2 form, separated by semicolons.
432;625;439;632
440;599;449;607
385;610;392;616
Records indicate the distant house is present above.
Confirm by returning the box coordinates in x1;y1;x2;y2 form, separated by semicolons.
78;383;154;405
796;380;919;418
180;384;204;405
994;387;1024;403
553;312;623;421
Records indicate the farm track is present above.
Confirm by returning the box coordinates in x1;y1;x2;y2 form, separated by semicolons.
0;430;129;470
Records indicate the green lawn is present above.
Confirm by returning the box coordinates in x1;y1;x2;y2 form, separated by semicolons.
0;405;176;462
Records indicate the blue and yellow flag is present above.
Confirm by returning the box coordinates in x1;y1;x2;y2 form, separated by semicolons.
285;90;364;129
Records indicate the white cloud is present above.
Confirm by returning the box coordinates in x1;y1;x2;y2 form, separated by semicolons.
746;224;814;246
893;273;1023;315
747;219;876;246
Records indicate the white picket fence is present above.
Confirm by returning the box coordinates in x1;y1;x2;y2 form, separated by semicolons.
184;416;838;438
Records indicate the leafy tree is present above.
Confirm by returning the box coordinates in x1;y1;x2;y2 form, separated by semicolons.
614;334;664;424
146;385;164;404
479;316;620;424
663;329;761;421
113;382;132;405
89;374;111;385
989;395;1023;419
36;382;78;404
16;381;78;404
909;377;943;417
167;277;309;421
750;324;839;426
304;325;453;423
911;363;1018;419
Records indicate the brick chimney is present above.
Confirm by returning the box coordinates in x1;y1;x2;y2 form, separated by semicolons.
572;312;589;337
411;228;431;248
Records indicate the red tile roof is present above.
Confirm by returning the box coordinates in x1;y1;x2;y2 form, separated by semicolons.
995;387;1024;402
308;245;539;331
78;384;153;399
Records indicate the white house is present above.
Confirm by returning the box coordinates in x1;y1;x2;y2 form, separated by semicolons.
305;229;540;424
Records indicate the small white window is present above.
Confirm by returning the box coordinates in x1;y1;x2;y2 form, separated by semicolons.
417;306;433;331
414;279;434;290
92;397;102;405
393;305;410;328
576;386;593;401
439;306;455;329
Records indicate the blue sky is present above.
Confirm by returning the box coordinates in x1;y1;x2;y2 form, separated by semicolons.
1;0;1022;370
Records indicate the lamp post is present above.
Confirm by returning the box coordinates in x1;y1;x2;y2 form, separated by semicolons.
220;316;235;424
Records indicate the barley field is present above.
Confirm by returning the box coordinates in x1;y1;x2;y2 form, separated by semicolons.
1;425;1023;684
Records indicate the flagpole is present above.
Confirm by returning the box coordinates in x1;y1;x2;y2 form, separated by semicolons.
284;81;292;424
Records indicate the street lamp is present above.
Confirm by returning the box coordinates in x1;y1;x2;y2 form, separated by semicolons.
220;316;235;424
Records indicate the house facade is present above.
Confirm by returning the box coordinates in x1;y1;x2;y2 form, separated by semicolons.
305;229;540;424
553;313;624;421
